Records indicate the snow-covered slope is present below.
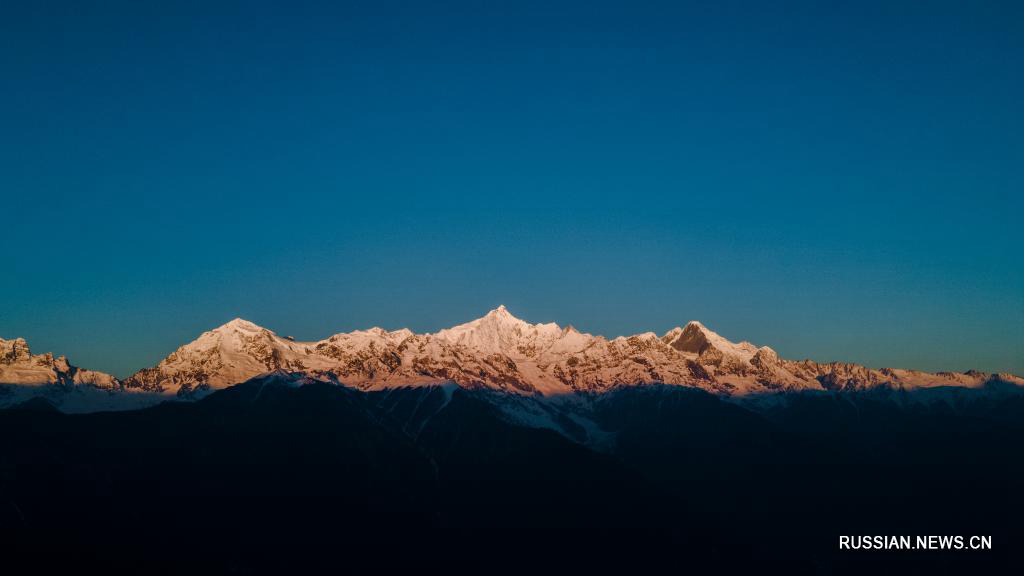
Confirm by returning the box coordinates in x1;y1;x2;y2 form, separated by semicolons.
5;307;1022;412
121;318;334;395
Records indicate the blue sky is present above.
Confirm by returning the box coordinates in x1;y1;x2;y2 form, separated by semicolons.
2;0;1022;377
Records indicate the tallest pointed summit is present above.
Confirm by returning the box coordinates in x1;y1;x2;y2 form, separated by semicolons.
433;306;562;355
488;304;513;319
477;304;529;327
216;318;263;333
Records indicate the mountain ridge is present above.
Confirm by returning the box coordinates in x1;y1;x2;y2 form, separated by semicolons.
3;306;1022;412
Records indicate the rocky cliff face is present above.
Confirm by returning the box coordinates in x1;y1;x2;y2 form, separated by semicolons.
0;336;133;412
0;337;117;389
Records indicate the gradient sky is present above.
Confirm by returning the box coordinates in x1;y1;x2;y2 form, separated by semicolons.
2;0;1022;377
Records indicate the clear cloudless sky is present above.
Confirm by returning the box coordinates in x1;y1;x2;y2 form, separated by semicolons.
1;0;1022;377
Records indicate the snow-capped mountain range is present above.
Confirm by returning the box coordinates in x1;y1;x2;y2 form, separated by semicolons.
3;306;1022;412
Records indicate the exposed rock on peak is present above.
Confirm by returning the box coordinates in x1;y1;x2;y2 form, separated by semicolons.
0;337;33;365
752;347;780;366
665;322;715;354
122;318;309;395
0;337;118;390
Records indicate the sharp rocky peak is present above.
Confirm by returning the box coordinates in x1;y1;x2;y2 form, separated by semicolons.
441;305;530;330
664;321;721;354
0;336;118;389
214;318;265;333
432;306;565;355
480;305;528;326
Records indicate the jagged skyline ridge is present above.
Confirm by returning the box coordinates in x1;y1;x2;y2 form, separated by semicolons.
8;300;1024;380
3;306;1021;413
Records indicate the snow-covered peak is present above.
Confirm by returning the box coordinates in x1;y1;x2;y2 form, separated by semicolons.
478;305;534;330
432;306;565;357
322;326;413;349
173;319;278;360
122;317;310;395
212;318;264;334
663;321;756;359
664;321;721;353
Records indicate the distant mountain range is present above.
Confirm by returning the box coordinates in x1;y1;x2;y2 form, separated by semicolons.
4;308;1023;573
3;306;1022;415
